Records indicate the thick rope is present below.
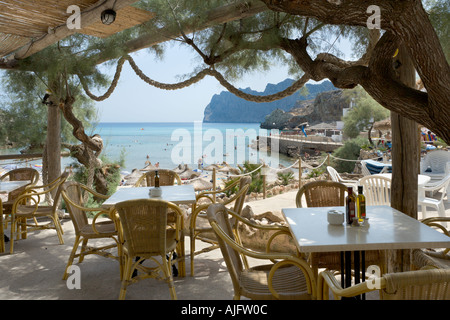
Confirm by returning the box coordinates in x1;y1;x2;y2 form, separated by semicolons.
78;55;311;103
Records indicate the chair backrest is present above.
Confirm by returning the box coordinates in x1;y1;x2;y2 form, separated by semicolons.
421;150;450;174
114;199;175;256
60;180;91;234
326;166;340;183
134;169;181;187
296;180;347;208
359;175;391;206
381;269;450;300
18;171;69;210
206;203;244;294
360;161;371;176
232;176;251;214
1;168;40;201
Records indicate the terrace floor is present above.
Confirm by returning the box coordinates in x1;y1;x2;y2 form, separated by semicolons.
0;190;448;301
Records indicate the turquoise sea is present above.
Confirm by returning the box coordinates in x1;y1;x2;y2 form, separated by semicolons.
1;122;294;174
95;122;293;174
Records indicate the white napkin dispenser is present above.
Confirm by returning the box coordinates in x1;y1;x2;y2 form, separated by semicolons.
150;187;162;197
327;210;344;225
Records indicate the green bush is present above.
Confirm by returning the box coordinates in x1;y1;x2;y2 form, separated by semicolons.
332;137;369;173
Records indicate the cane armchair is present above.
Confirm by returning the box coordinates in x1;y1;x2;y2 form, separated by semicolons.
112;199;183;300
9;171;68;253
1;168;40;216
412;217;450;270
60;181;119;280
318;268;450;300
295;180;385;279
134;169;181;187
207;203;316;300
190;176;251;276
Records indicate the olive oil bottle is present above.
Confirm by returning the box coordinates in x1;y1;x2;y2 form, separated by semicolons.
357;185;366;223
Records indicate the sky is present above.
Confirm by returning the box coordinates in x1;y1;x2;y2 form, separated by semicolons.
95;39;354;123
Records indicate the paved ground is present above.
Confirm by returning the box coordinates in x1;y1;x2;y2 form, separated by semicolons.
0;190;448;301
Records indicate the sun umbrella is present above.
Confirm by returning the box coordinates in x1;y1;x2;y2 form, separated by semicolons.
373;118;391;131
187;178;213;191
203;164;219;171
179;169;201;180
141;164;157;171
123;169;143;185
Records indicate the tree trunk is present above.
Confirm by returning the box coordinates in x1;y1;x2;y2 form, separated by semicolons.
387;45;419;273
46;103;61;197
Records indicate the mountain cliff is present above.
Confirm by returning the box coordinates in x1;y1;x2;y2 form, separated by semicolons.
260;89;348;129
202;79;336;123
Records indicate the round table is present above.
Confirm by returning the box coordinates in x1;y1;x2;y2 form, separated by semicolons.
374;173;431;200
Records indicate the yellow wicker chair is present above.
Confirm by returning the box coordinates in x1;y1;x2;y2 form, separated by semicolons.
9;171;68;253
318;268;450;300
295;180;385;279
207;203;317;300
1;167;40;216
190;176;251;276
112;199;183;300
412;217;450;270
134;169;181;187
61;181;119;280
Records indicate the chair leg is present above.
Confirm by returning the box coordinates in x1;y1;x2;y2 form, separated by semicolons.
79;238;88;263
9;215;18;254
190;230;195;276
49;214;64;245
421;205;427;219
162;254;177;300
438;203;445;217
119;255;133;300
63;235;83;280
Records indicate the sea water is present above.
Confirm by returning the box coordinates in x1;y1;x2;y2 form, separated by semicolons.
95;122;293;174
1;122;294;174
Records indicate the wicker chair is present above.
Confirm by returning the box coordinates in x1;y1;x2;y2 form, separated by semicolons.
134;169;181;187
411;217;450;270
318;268;450;300
112;199;183;300
1;168;40;216
9;171;68;253
61;181;119;280
359;175;391;205
189;176;251;276
207;203;317;300
295;180;385;279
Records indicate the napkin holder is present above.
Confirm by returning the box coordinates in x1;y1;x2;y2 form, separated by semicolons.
327;210;344;225
149;187;162;197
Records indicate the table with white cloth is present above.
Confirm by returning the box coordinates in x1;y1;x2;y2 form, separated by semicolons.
102;185;196;277
282;205;450;298
0;181;30;253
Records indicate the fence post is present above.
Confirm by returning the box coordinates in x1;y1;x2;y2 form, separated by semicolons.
327;153;331;180
262;163;267;199
298;157;302;189
212;167;216;203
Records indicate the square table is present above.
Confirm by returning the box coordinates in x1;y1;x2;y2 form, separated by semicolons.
103;185;197;277
282;205;450;296
0;181;31;253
